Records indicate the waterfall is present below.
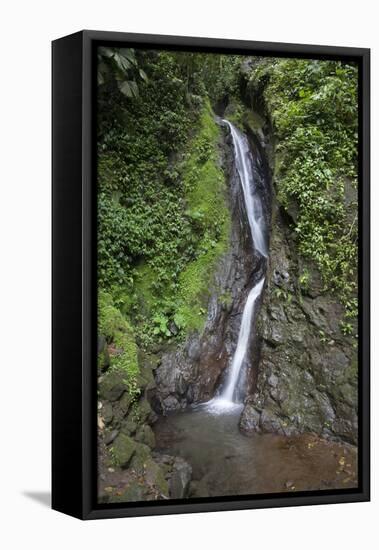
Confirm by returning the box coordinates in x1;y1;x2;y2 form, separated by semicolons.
206;121;267;412
220;277;265;402
223;121;268;258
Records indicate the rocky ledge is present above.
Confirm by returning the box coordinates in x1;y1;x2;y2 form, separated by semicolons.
98;348;192;503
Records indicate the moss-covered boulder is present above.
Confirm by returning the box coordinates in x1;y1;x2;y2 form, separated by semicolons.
99;370;126;402
130;443;152;475
134;398;153;424
120;417;138;436
144;459;169;497
135;424;156;449
111;433;137;468
98;292;140;399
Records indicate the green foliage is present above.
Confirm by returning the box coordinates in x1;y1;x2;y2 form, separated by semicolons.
98;291;127;337
97;51;193;297
97;49;358;358
97;50;231;349
176;103;230;331
199;54;242;103
274;287;292;304
249;59;358;323
98;291;140;398
299;268;310;291
98;46;147;97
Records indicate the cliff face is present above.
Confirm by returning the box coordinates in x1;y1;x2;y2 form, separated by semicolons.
153;101;358;445
152;125;268;412
240;200;358;443
238;90;358;443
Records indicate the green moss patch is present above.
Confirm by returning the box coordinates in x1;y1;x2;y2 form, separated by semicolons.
176;102;231;332
98;291;140;398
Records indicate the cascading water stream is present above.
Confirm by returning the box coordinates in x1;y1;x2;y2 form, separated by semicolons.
220;277;265;402
206;121;267;412
224;121;268;259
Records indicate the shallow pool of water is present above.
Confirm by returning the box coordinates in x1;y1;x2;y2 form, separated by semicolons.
154;406;357;498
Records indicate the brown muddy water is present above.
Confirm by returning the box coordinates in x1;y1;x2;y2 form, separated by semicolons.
154;405;358;498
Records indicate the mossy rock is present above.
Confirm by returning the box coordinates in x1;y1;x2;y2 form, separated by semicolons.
135;372;150;392
102;402;113;424
111;433;137;468
138;365;156;391
120;417;138;436
97;344;110;375
119;391;133;415
134;398;153;424
98;292;140;395
139;352;161;371
99;370;126;402
135;424;156;449
144;459;169;497
130;443;152;475
174;101;231;334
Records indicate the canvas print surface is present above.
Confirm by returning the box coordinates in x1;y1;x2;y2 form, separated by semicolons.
96;47;359;504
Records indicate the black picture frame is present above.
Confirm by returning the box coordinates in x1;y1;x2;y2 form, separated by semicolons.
52;30;370;520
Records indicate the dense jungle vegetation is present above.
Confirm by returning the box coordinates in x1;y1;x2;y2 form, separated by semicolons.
97;47;358;400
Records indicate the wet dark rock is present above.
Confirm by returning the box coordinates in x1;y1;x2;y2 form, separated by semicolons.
169;322;179;336
240;404;262;434
186;338;201;361
260;408;287;434
169;458;192;499
105;429;119;446
148;409;159;425
273;268;289;287
248;201;358;444
186;384;195;404
268;373;279;388
102;402;113;425
162;395;180;412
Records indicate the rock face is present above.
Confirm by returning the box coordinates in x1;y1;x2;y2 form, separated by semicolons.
240;202;358;444
152;125;270;413
152;103;358;445
98;360;193;502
